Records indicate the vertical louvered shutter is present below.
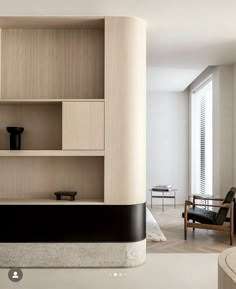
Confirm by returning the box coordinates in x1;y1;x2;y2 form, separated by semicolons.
191;78;212;196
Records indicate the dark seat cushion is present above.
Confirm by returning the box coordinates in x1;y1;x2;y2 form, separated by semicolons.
215;188;236;225
182;207;217;224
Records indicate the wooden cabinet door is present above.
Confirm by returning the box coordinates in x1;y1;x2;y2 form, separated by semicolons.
62;102;104;150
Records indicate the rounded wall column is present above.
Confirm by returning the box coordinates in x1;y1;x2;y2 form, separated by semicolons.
105;16;146;205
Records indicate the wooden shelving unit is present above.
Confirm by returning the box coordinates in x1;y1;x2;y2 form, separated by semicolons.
0;198;104;205
0;150;105;157
0;15;147;205
1;25;104;100
0;16;147;268
0;17;105;203
0;156;104;200
0;99;105;104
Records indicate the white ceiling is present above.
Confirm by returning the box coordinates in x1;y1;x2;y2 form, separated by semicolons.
1;0;236;92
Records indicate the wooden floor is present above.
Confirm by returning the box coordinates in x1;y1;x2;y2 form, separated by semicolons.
147;205;236;253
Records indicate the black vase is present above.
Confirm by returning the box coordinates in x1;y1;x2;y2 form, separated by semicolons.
6;127;24;150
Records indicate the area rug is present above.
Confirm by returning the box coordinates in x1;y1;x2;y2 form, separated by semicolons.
146;208;167;242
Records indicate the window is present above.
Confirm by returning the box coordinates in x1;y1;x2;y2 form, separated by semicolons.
191;77;213;196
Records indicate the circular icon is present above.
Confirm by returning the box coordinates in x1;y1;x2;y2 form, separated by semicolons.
8;268;23;282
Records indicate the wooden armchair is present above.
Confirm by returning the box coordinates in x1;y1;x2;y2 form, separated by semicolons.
182;187;236;245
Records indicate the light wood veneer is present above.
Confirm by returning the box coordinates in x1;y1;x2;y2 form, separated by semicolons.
0;150;105;157
0;16;146;207
0;16;147;269
0;198;104;205
0;103;62;150
104;17;146;205
0;99;105;103
0;16;104;29
0;156;104;200
62;102;105;150
1;28;104;99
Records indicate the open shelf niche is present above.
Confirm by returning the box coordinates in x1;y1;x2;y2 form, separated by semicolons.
0;156;104;203
0;102;62;150
0;100;105;152
0;18;104;100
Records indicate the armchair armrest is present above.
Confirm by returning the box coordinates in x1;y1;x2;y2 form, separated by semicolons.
195;203;232;208
193;195;224;201
185;200;233;209
185;200;193;206
184;200;192;225
184;200;193;217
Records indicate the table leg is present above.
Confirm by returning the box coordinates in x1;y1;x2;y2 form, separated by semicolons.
174;191;176;208
151;190;152;208
162;191;164;212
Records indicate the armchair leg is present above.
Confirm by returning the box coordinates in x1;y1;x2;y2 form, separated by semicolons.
184;219;187;240
230;231;233;246
184;224;187;240
230;203;234;245
193;221;195;231
184;202;188;240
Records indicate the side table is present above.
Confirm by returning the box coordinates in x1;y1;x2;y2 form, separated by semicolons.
149;187;177;212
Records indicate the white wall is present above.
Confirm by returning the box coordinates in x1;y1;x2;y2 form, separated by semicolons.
146;64;235;206
146;90;189;205
217;66;233;196
232;64;236;186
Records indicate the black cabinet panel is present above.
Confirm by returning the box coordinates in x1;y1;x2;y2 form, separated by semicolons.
0;203;146;242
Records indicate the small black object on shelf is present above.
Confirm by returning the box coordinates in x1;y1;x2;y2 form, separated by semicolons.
6;127;24;150
54;191;77;201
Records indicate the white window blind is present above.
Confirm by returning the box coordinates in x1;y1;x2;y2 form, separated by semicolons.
191;78;213;195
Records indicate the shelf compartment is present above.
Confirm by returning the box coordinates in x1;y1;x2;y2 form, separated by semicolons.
0;16;104;29
1;28;104;100
0;198;104;205
0;103;62;150
0;150;105;157
0;156;104;201
0;99;105;104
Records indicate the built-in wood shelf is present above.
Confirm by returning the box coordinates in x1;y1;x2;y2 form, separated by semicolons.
0;16;104;29
0;99;105;104
0;156;104;200
0;150;105;157
0;198;104;205
1;28;104;100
